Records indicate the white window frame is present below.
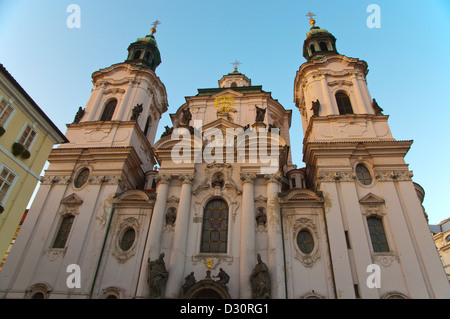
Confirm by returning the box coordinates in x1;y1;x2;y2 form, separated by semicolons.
16;121;39;151
0;94;17;129
0;163;18;206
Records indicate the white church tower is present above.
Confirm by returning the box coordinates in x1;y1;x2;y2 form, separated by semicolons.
294;16;450;298
0;25;168;299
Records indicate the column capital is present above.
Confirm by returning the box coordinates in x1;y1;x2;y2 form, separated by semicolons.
264;171;282;184
179;174;194;184
155;174;172;185
240;173;256;184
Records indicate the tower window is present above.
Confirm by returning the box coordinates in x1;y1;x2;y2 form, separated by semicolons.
319;42;328;51
355;164;372;185
200;198;228;253
132;50;142;60
100;99;117;121
310;44;316;54
335;92;354;115
230;82;237;87
367;216;389;252
145;52;151;61
52;215;75;248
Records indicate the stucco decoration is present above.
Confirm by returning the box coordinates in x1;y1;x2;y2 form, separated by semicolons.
359;193;386;217
293;218;320;267
112;217;140;263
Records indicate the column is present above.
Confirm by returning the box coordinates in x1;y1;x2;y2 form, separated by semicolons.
264;172;286;299
239;173;256;299
147;174;171;261
87;81;108;121
349;72;369;114
116;79;135;121
164;174;194;298
319;73;334;115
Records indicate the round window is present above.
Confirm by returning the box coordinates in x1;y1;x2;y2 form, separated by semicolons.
355;164;372;185
74;168;90;188
297;230;314;254
120;228;136;251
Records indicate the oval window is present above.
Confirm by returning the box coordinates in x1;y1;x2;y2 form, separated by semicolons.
356;164;372;185
297;230;314;254
120;228;136;251
74;168;90;188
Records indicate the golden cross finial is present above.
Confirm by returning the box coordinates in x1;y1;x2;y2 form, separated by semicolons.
306;11;316;26
151;20;161;35
231;60;241;72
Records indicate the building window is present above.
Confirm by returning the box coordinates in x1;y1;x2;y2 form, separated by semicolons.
74;168;90;188
100;99;117;121
200;198;228;254
17;124;37;150
296;229;314;254
132;50;142;60
0;99;14;128
0;165;17;205
310;44;316;54
356;164;372;185
119;228;136;252
367;216;389;252
445;235;450;243
52;215;75;248
319;41;328;51
335;92;354;115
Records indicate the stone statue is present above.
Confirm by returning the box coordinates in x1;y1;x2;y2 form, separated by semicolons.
165;207;177;226
211;174;224;188
311;99;320;117
180;108;192;127
131;103;143;121
161;125;173;138
182;272;197;297
73;107;85;124
255;105;266;122
214;268;230;286
250;254;271;299
372;98;384;115
255;208;267;227
148;253;169;298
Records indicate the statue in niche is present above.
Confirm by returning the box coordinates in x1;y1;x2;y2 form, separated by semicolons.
213;268;230;287
311;99;320;117
255;208;267;227
179;107;192;127
372;98;384;115
73;106;85;124
182;272;197;297
131;103;143;121
250;254;271;299
255;105;266;122
211;174;224;188
165;207;177;227
148;253;169;298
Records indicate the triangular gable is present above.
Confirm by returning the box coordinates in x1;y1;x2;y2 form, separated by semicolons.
359;193;385;205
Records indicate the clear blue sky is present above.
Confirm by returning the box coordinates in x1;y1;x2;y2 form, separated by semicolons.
1;0;449;225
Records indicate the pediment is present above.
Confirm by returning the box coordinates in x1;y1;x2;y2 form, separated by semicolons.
210;89;244;99
359;193;385;205
61;193;83;206
283;189;321;201
116;190;150;201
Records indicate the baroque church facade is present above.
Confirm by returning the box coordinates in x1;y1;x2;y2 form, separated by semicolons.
0;21;449;299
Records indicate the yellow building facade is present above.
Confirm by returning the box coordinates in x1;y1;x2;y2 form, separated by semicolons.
0;64;68;263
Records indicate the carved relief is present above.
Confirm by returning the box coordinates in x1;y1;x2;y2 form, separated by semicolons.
374;254;400;267
375;170;413;182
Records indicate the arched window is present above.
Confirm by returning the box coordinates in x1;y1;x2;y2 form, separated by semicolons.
319;42;328;51
335;92;354;115
367;216;389;252
132;50;142;60
200;199;228;253
52;215;75;248
145;52;151;61
100;99;117;121
310;44;316;54
230;82;237;88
